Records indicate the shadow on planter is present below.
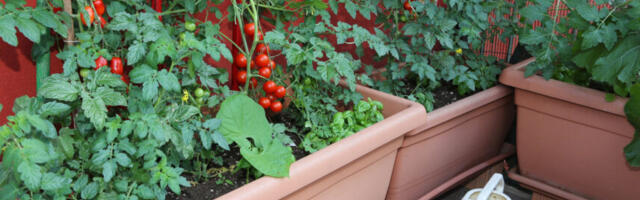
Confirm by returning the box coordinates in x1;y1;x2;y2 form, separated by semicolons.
218;84;427;200
386;85;516;200
500;58;639;199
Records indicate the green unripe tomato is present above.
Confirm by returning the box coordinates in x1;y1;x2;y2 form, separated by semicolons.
180;33;186;41
203;91;211;97
185;21;196;32
400;16;408;22
194;88;205;97
195;97;204;105
304;77;312;86
79;68;91;78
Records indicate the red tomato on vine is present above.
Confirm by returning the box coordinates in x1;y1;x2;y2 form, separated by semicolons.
255;54;269;68
274;86;286;98
236;70;247;84
110;57;124;75
234;54;247;68
94;56;108;70
270;101;283;113
258;67;271;78
93;0;105;16
80;6;95;26
244;23;255;36
263;80;277;94
256;43;270;54
258;97;271;109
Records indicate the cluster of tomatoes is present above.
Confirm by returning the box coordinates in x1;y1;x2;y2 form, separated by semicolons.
233;23;286;113
79;0;107;28
79;56;128;84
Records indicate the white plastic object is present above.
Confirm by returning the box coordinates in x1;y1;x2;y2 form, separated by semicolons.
462;173;511;200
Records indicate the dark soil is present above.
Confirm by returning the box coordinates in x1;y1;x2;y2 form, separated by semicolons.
167;110;309;200
431;83;473;110
509;45;532;64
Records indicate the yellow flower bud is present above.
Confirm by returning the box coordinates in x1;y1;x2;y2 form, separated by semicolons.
455;48;463;55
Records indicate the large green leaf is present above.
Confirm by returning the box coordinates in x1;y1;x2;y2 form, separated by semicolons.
38;77;79;102
82;96;108;130
17;161;42;191
217;94;294;177
0;16;18;46
21;139;53;163
592;35;640;85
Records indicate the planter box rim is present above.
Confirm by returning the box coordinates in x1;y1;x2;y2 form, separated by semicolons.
406;85;513;136
499;57;628;116
217;84;427;200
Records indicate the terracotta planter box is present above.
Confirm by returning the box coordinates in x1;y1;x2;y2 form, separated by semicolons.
386;85;515;200
499;58;639;199
218;84;427;199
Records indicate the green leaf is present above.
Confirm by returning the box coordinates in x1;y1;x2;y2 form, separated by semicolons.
41;173;68;191
15;18;41;43
130;65;156;83
25;114;57;138
127;42;146;65
103;160;117;182
95;87;127;106
217;94;294;177
157;70;181;92
81;182;99;199
142;80;159;101
211;131;229;150
82;96;108;130
32;10;58;28
22;139;52;163
115;152;132;167
0;16;18;46
17;161;42;191
38;77;79;101
95;68;127;88
57;129;75;159
168;105;199;122
39;101;70;117
592;35;640;85
575;2;599;21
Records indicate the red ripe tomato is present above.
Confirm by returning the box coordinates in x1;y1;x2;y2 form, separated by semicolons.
80;6;95;26
250;61;257;69
268;60;276;70
110;57;124;75
249;77;258;88
94;56;108;70
258;97;271;109
234;54;247;68
236;70;247;84
404;1;413;11
255;54;270;68
270;101;283;113
244;23;255;36
53;7;62;13
97;16;106;28
263;80;277;94
258;67;271;78
93;0;105;16
266;94;276;102
256;43;270;54
274;86;286;98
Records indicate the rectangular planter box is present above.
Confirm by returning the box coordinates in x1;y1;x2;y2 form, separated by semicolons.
499;58;639;199
386;85;515;200
218;84;427;200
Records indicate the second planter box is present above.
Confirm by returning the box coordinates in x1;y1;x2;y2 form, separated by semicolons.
386;85;515;200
